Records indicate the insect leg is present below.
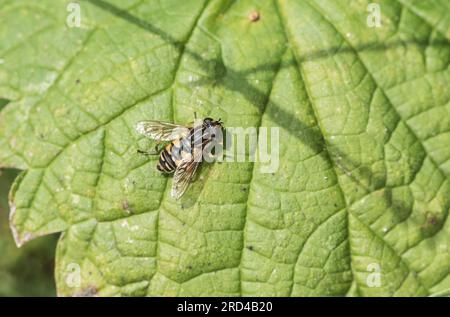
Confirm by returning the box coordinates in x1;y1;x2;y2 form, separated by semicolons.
137;149;156;155
137;142;163;155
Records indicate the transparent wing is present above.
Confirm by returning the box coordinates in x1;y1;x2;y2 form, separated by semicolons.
171;149;202;199
136;120;190;141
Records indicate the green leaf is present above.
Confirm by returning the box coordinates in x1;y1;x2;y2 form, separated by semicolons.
0;169;56;296
0;0;449;296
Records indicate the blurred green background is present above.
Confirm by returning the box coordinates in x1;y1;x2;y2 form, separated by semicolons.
0;169;57;296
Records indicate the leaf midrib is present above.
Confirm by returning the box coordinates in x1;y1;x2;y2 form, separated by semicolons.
149;0;209;296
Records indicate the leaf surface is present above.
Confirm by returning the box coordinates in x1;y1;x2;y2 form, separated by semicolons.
0;0;449;296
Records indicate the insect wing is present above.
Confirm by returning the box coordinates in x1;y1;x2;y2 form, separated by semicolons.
136;120;190;141
171;149;202;199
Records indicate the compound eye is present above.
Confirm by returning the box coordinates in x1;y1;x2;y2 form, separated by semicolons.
203;117;213;125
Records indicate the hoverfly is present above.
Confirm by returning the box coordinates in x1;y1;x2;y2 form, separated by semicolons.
136;117;223;199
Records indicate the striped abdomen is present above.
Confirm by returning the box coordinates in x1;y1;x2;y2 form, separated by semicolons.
157;137;192;173
157;126;207;173
157;143;177;173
